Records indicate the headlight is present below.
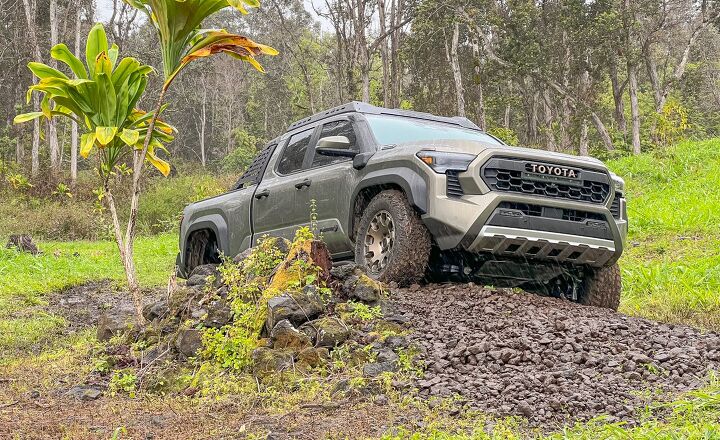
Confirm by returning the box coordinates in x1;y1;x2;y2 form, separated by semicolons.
417;151;477;174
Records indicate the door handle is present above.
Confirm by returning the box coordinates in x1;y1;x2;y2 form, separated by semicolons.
254;189;270;199
294;179;312;189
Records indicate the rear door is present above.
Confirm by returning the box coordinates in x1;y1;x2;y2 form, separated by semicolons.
251;127;319;244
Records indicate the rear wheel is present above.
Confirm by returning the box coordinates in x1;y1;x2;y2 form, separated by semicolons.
354;190;431;285
185;230;220;276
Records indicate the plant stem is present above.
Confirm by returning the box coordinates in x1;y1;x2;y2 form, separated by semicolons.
121;87;168;326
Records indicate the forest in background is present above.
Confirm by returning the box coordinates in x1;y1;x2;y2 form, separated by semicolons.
1;0;720;182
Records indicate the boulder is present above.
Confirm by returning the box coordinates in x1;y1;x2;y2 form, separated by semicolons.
330;263;360;281
168;286;202;315
175;328;203;357
97;304;136;342
203;299;232;328
332;264;383;304
186;264;220;287
143;299;170;322
363;361;398;378
252;347;294;377
270;320;312;350
66;385;103;401
266;285;325;331
297;347;330;369
300;317;350;348
6;234;39;255
233;248;253;265
349;274;383;303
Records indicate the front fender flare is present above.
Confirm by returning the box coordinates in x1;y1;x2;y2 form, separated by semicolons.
349;168;428;238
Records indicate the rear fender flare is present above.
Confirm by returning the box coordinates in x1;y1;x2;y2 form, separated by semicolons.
182;215;229;258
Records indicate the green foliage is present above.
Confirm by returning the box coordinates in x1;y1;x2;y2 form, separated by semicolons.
15;23;175;177
487;127;519;146
109;369;138;397
201;228;325;372
344;301;383;321
608;139;720;329
655;98;690;147
220;129;261;173
122;0;277;87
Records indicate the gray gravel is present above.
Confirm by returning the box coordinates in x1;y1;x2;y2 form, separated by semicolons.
388;283;720;426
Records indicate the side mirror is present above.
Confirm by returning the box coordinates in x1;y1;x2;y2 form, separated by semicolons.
316;136;357;157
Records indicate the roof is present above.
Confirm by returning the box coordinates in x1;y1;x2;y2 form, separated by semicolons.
285;101;483;133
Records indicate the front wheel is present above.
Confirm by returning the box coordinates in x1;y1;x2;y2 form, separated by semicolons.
354;190;431;285
578;263;622;310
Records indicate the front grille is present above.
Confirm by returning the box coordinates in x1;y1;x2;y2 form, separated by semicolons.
482;158;611;204
446;171;464;197
497;202;605;222
610;192;623;219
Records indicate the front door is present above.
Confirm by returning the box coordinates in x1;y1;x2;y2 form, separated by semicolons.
303;118;361;256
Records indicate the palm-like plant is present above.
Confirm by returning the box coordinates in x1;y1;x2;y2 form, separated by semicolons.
123;0;278;90
15;23;176;323
115;0;275;325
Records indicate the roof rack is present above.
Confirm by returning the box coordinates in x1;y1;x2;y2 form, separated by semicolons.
285;101;482;132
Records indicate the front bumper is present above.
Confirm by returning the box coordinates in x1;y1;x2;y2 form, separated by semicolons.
419;150;627;267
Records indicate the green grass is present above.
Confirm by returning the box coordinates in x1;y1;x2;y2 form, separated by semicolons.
607;139;720;329
0;234;176;357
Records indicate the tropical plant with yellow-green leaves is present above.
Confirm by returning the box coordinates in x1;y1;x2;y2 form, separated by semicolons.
14;23;177;323
15;0;277;326
116;0;276;325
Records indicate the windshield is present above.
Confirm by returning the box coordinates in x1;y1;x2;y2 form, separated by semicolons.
364;114;503;146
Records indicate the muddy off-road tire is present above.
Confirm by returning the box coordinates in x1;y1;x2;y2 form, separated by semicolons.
354;190;431;285
579;263;621;310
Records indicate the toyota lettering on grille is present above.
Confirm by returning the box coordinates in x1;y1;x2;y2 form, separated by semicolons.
525;163;579;179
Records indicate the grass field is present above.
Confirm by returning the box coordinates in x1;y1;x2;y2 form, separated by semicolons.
609;139;720;329
1;139;719;438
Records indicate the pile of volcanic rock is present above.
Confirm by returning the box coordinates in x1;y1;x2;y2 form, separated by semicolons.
388;282;720;426
96;240;412;382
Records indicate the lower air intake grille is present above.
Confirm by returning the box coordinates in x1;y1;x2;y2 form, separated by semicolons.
610;192;623;219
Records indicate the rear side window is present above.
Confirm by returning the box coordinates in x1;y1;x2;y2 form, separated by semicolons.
311;120;358;167
277;129;313;174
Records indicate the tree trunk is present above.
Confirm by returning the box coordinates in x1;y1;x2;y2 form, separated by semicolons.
123;87;168;326
378;0;390;107
70;3;81;185
504;80;512;129
389;0;402;108
542;89;557;152
579;119;589;156
446;21;465;117
22;0;42;177
48;0;60;174
627;61;641;154
559;30;571;150
609;56;627;135
471;37;485;129
200;84;207;167
590;113;615;151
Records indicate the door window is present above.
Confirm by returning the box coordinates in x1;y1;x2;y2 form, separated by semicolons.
277;129;313;175
311;120;358;167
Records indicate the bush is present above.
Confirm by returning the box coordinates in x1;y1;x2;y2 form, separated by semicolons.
219;129;263;173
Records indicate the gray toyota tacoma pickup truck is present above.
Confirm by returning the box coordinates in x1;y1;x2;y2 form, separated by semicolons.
178;102;627;309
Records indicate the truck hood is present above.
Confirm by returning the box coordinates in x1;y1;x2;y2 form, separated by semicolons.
392;139;607;168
